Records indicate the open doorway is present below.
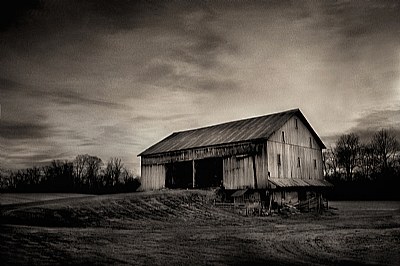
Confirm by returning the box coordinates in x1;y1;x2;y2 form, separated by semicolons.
195;157;223;188
165;157;223;189
165;161;193;189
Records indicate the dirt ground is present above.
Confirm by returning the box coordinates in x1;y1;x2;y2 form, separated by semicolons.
1;191;399;266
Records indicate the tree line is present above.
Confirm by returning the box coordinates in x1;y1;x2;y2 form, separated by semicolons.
0;155;141;194
323;129;400;200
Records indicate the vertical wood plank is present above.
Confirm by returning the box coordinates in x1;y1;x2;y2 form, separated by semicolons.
192;160;196;188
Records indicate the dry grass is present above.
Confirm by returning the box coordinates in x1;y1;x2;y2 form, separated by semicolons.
0;193;92;206
1;190;399;265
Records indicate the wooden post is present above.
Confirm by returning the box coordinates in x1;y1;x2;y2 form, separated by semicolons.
268;192;273;214
252;155;258;189
192;160;196;188
319;194;322;213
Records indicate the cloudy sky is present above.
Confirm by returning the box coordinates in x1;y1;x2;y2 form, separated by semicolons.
1;0;399;171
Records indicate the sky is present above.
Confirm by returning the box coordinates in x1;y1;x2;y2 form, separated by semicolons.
0;0;399;172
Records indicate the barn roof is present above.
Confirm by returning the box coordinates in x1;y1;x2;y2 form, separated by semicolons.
139;108;326;156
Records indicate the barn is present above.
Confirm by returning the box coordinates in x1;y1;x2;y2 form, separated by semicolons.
138;108;332;210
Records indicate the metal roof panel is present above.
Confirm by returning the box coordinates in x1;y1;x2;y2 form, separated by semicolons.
139;108;325;156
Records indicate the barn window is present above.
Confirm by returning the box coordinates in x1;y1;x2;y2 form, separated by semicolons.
295;119;298;129
314;159;317;169
297;157;301;168
281;131;285;143
309;137;312;148
277;154;281;166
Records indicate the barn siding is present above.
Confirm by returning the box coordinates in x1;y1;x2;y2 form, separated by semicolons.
140;164;165;191
223;144;268;189
223;156;254;189
267;115;323;180
257;144;268;188
141;142;262;165
269;115;322;150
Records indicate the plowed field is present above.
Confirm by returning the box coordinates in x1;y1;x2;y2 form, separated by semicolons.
1;190;399;265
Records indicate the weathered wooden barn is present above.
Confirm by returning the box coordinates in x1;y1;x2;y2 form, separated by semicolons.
138;108;332;210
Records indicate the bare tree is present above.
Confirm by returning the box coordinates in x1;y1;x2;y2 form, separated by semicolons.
0;168;12;190
323;147;340;180
103;158;124;187
336;133;360;181
54;160;74;190
25;166;42;186
121;168;141;191
358;143;376;180
74;154;89;186
86;155;102;189
73;154;102;190
372;129;399;174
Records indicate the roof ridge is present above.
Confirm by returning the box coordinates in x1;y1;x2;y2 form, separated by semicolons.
173;108;300;135
138;108;309;156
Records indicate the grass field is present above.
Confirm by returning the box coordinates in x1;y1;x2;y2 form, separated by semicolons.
0;193;93;206
1;190;399;265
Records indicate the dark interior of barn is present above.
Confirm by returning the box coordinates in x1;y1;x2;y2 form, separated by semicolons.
165;161;193;188
195;158;223;188
165;158;223;189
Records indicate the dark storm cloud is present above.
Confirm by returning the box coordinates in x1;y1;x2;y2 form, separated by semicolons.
50;90;125;109
170;10;237;69
0;0;41;31
0;0;169;55
1;0;237;90
138;64;177;84
1;76;124;109
196;79;238;92
7;152;62;162
354;109;400;129
323;108;400;145
138;63;238;93
0;0;155;32
171;40;232;69
98;125;131;142
0;77;22;91
5;150;73;168
355;128;400;144
1;0;399;170
0;120;49;139
317;1;400;48
351;109;400;141
0;0;211;37
78;142;97;147
82;0;176;30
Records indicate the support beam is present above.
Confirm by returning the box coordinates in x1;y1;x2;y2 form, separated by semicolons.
192;160;196;188
252;155;258;189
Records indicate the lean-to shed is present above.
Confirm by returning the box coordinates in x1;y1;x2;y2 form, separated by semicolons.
138;108;330;193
